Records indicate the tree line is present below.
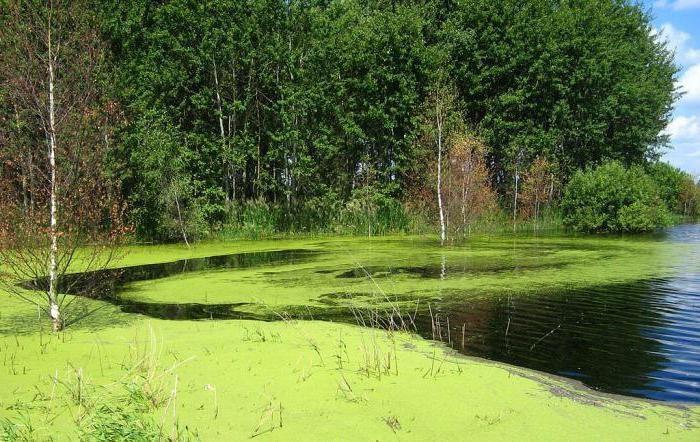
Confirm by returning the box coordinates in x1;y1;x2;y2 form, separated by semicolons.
1;0;698;245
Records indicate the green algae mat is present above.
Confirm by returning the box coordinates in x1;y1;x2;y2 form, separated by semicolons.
1;227;699;439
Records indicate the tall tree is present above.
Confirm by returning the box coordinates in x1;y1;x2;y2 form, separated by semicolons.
0;0;125;331
421;74;460;244
95;0;679;240
442;0;678;186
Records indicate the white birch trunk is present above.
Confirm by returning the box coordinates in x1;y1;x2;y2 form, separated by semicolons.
173;185;190;248
47;17;61;332
513;166;519;233
436;104;446;245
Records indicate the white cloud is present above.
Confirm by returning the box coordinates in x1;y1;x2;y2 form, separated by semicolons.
678;64;700;101
654;23;700;65
667;115;700;141
655;0;700;10
664;116;700;175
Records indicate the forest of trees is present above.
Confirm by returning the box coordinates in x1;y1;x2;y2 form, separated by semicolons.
2;0;699;243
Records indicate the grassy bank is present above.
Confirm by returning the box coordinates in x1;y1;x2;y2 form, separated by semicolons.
209;205;566;241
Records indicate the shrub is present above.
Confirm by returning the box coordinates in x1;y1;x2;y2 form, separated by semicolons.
646;162;689;213
679;176;700;217
519;157;558;222
442;135;499;236
562;161;671;232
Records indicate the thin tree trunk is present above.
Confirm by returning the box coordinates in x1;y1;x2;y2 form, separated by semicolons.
13;106;30;212
462;157;473;236
29;153;35;212
47;14;61;332
534;192;539;232
173;185;190;248
461;176;467;232
21;169;28;212
213;60;229;202
437;106;446;245
513;166;519;233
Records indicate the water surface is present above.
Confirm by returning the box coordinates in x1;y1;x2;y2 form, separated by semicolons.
54;225;700;403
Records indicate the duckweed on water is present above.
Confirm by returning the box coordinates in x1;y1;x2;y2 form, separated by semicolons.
0;230;699;439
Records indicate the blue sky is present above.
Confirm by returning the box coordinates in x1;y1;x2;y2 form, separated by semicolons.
645;0;700;176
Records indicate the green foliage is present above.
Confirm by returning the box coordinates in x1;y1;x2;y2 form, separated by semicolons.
562;162;672;232
680;178;700;218
1;414;35;442
442;0;677;182
216;192;410;239
646;162;697;215
92;0;678;241
225;199;281;239
79;398;161;441
288;191;343;233
340;186;410;236
101;0;428;240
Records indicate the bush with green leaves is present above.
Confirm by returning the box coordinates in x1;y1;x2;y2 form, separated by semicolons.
562;161;671;232
646;162;700;217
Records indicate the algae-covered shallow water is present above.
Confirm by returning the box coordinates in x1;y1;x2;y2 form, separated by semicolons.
47;224;700;404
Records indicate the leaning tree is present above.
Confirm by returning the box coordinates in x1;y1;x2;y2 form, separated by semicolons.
0;0;126;332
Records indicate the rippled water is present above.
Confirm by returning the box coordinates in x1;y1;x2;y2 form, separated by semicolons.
53;224;700;403
421;277;699;402
411;224;699;403
434;224;700;403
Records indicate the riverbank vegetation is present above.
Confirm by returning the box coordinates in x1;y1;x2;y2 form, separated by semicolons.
562;161;700;232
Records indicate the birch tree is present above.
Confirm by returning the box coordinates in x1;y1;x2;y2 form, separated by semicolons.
0;0;126;332
436;95;447;245
422;81;457;244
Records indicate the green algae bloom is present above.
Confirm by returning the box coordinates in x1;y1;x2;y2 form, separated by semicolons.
1;231;699;439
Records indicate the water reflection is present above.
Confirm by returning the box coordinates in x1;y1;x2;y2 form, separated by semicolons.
420;278;699;402
27;249;320;298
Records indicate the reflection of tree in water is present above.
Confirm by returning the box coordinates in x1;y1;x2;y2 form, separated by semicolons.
0;300;136;335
